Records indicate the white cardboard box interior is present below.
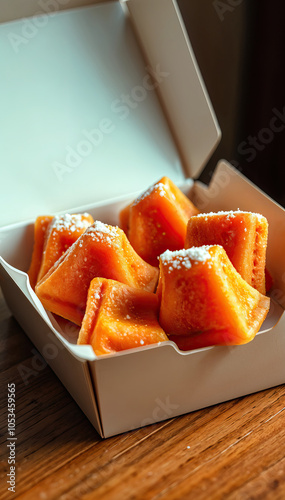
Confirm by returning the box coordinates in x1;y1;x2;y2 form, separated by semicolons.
1;0;285;438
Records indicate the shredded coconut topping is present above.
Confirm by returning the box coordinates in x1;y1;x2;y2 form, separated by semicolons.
160;246;212;271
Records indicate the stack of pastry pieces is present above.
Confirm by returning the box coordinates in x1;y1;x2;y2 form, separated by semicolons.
28;213;94;289
28;177;271;356
157;209;270;350
32;217;168;355
30;176;199;355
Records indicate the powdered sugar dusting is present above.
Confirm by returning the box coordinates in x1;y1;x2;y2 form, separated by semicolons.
52;213;91;233
133;182;167;206
196;209;265;221
160;246;212;272
92;220;118;235
86;221;120;247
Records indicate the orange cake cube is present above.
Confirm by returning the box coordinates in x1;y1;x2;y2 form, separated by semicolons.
78;278;168;356
36;213;94;284
185;210;268;294
265;267;273;293
119;203;131;235
35;221;159;325
120;176;199;266
28;215;53;289
157;245;270;350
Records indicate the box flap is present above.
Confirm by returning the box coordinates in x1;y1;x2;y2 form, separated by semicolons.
0;0;219;227
193;160;285;302
0;0;104;24
126;0;221;178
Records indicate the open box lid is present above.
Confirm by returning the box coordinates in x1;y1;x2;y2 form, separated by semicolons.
0;0;221;227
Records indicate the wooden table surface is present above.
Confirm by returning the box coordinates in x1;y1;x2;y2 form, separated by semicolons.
1;287;285;500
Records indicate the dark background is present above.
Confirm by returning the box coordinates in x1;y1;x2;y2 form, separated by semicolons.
178;0;285;207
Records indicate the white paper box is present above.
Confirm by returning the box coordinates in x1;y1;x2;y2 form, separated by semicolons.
1;0;285;438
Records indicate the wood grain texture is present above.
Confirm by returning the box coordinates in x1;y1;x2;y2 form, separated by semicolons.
1;288;285;500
